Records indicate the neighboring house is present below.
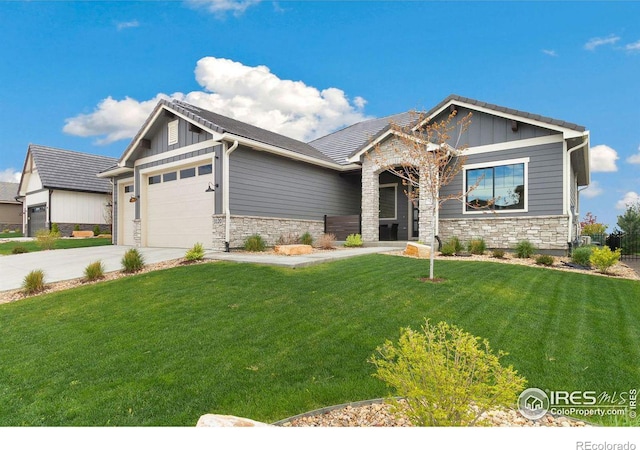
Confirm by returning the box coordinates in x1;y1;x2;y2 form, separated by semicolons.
17;145;118;236
100;95;590;253
0;181;22;232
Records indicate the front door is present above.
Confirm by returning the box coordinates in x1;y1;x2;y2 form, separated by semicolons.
27;205;46;236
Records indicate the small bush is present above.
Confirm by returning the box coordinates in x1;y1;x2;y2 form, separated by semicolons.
590;246;621;274
492;249;505;259
468;238;486;255
571;246;593;267
35;229;60;250
74;224;80;232
344;233;363;247
440;243;456;256
84;261;105;282
535;254;555;266
316;233;336;250
51;223;60;234
447;236;464;253
244;234;266;252
514;240;536;259
370;320;527;427
23;269;46;295
275;232;300;246
93;225;101;236
121;248;145;273
185;242;205;262
300;232;314;246
11;246;29;254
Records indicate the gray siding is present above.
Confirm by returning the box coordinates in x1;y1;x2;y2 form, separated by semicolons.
440;142;564;219
229;146;361;221
139;116;214;159
433;107;557;148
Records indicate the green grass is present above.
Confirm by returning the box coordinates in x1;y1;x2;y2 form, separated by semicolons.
0;232;23;238
0;255;638;426
0;237;112;255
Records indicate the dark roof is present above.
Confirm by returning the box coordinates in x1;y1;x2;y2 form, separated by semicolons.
167;100;338;165
308;112;415;165
28;145;117;193
0;181;20;203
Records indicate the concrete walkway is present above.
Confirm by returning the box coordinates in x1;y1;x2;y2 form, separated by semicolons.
0;246;186;292
205;246;401;268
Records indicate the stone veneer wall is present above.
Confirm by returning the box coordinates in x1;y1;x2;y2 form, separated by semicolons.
439;215;569;252
211;214;325;251
55;223;112;237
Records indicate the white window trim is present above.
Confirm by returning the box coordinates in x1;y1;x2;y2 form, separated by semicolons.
462;157;529;215
379;183;398;221
168;119;179;146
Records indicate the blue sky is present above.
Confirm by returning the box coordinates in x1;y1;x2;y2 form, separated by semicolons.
1;0;639;230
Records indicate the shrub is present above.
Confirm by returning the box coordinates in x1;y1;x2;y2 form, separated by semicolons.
35;229;60;250
74;224;80;232
316;233;336;250
440;243;456;256
447;236;464;253
244;234;266;252
275;233;299;246
468;238;486;255
93;225;101;236
571;246;593;267
370;320;527;427
590;246;621;274
51;223;60;234
23;269;46;295
11;246;29;254
344;233;363;247
300;231;314;246
185;242;206;262
492;249;505;259
535;254;555;266
514;240;536;259
121;248;145;273
84;261;105;282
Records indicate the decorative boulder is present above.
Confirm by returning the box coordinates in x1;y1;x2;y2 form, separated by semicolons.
196;414;271;427
404;242;431;259
274;244;313;256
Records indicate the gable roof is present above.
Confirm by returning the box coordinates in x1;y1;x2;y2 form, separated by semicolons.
24;145;117;194
0;182;20;204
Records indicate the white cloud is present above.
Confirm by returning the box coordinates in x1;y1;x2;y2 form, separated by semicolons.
616;191;640;210
0;168;21;183
582;180;603;199
64;57;370;144
584;34;620;51
590;144;619;172
186;0;261;16
625;40;640;52
542;49;558;57
116;20;140;31
626;145;640;164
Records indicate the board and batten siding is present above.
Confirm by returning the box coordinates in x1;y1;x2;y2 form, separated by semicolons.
141;116;214;157
229;146;361;221
439;142;565;219
50;190;110;225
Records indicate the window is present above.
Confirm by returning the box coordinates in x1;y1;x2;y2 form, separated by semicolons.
163;172;177;182
168;120;178;146
198;164;212;176
466;161;526;212
124;185;133;193
148;175;161;185
379;184;397;220
180;167;196;179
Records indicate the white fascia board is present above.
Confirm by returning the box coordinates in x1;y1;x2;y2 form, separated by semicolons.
223;134;360;171
346;129;434;164
97;166;134;178
425;99;586;137
464;134;564;156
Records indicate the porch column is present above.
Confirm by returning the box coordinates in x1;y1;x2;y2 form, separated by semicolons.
361;157;379;242
418;169;434;244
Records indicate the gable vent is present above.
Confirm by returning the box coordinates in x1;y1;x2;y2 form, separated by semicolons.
168;119;179;145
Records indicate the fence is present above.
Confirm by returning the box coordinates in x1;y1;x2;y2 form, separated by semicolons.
324;214;361;241
585;232;639;260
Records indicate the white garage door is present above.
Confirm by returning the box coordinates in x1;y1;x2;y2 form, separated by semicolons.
145;164;214;248
119;183;135;246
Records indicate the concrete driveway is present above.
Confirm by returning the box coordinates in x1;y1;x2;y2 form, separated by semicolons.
0;246;186;292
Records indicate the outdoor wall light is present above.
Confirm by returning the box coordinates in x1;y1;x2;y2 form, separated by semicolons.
129;195;139;203
205;182;218;193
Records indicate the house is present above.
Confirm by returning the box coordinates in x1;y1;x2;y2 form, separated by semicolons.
17;145;118;236
100;95;590;253
0;181;22;232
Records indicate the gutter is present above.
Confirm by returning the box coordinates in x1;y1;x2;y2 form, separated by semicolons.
223;140;239;252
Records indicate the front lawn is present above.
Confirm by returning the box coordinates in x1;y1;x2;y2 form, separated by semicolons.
0;231;23;238
0;237;112;255
0;254;638;426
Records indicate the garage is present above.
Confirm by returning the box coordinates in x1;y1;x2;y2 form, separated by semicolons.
27;204;46;236
144;163;215;248
118;182;135;246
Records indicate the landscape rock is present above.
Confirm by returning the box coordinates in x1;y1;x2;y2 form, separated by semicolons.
196;414;271;427
404;242;431;259
274;244;313;256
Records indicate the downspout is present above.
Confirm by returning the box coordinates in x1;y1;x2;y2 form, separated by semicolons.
566;136;589;246
48;189;53;231
224;140;239;252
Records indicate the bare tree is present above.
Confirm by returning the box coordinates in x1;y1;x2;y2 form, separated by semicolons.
370;109;476;280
